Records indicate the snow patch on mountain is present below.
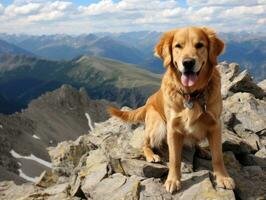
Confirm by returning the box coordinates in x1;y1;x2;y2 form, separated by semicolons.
18;169;37;183
85;112;94;131
32;134;40;140
10;150;52;168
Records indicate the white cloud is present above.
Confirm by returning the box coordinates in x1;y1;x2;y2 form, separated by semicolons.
0;0;265;34
27;10;65;22
4;3;41;16
78;0;177;16
48;1;72;11
2;1;72;21
257;18;266;24
161;7;184;18
187;0;266;7
222;5;266;16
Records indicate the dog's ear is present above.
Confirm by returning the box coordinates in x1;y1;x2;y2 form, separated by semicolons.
202;27;224;66
154;30;175;67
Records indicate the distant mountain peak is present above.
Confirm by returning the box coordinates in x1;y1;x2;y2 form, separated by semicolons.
0;39;33;56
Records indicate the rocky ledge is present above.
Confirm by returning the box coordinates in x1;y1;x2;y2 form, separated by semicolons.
0;62;265;200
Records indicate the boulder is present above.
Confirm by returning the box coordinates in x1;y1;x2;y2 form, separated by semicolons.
48;135;97;176
0;181;39;200
80;149;111;196
223;92;266;133
89;173;140;200
35;170;58;188
120;159;168;178
258;79;266;92
218;62;265;99
224;151;266;200
140;170;235;200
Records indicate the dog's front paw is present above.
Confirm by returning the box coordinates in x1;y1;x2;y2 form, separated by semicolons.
146;154;161;163
216;175;235;190
164;179;181;194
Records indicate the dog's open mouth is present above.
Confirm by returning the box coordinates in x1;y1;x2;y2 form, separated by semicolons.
181;71;199;87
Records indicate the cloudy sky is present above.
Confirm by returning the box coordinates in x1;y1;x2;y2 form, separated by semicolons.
0;0;265;35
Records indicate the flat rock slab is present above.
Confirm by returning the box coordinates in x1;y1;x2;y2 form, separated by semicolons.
0;181;39;200
223;151;266;200
223;92;266;133
78;149;110;195
90;173;140;200
140;170;235;200
121;159;168;178
81;162;108;195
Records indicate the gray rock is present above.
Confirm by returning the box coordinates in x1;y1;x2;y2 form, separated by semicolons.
258;79;266;92
70;174;83;197
91;116;144;160
254;147;266;169
194;157;212;171
129;126;145;149
223;92;266;133
243;166;263;176
79;149;110;195
35;170;58;188
255;147;266;157
221;110;236;129
121;159;168;178
224;151;266;200
140;170;235;200
222;130;252;154
0;181;39;200
218;62;265;99
180;171;235;200
140;178;173;200
42;182;70;195
219;62;240;98
48;135;97;176
90;173;140;200
233;124;263;151
228;70;265;99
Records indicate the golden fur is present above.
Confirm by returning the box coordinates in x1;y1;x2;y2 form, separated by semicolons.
109;26;235;193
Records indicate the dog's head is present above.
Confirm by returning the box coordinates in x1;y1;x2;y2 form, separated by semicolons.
155;26;224;88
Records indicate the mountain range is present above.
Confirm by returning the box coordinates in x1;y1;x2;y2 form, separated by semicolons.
0;31;265;81
0;39;33;56
0;54;160;114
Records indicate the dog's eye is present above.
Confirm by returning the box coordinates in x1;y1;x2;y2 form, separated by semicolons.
195;42;204;49
175;44;182;48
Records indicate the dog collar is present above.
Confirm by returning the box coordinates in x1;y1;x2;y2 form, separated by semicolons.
177;89;207;112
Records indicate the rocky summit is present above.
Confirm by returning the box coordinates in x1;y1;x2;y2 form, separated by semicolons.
0;84;112;184
0;62;265;200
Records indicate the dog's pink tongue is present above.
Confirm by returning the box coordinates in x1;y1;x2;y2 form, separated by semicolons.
181;73;198;87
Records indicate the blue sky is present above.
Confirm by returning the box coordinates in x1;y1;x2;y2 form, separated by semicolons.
1;0;188;7
0;0;121;5
0;0;265;34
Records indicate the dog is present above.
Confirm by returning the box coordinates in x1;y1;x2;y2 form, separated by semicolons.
109;26;235;193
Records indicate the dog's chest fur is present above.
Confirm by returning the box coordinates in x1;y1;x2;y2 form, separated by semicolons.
178;105;208;140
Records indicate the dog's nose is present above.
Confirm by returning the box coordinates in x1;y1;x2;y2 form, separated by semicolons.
182;58;196;70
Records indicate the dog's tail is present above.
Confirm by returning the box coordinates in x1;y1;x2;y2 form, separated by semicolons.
108;106;146;123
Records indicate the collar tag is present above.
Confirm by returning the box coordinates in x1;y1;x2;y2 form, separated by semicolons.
184;98;194;109
178;89;207;111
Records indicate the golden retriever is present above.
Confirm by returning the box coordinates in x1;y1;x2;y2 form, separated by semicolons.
109;26;235;193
